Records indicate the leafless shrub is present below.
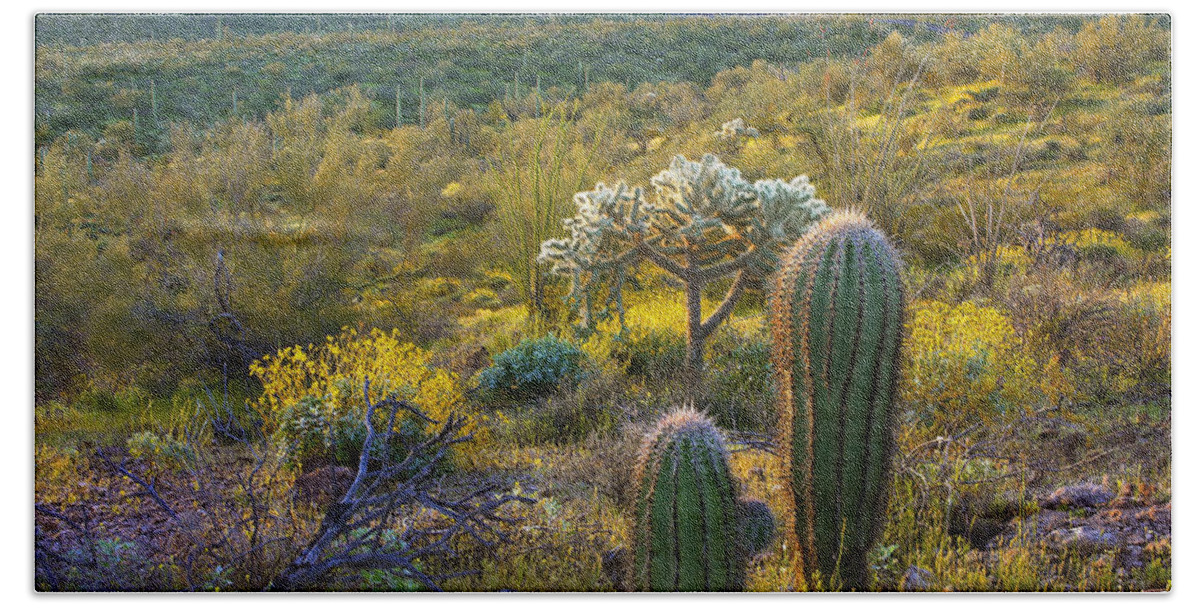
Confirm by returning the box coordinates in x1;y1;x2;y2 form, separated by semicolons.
270;381;533;590
36;378;531;592
951;98;1060;289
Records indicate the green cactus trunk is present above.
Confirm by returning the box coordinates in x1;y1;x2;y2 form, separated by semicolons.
769;211;905;590
631;409;745;591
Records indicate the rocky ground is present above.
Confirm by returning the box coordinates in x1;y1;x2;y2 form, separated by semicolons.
1032;482;1171;576
901;480;1172;592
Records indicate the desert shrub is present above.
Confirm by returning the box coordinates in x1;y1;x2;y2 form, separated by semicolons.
1073;15;1169;84
699;325;775;433
613;328;686;382
967;106;991;121
455;306;528;357
478;334;585;401
592;290;688;384
428;230;503;280
126;431;196;471
36;537;169;592
494;390;622;447
485;331;635;446
34;401;84;435
995;268;1167;404
271;395;341;467
76;384;150;414
482;269;515;291
272;394;439;470
1104;101;1170;211
954;245;1034;290
1123;210;1170;253
901;300;1047;434
34;443;83;504
1115;281;1171;389
249;326;472;469
1063;281;1171;401
1049;228;1147;282
1051;228;1137;262
464;287;502;309
415;276;463;300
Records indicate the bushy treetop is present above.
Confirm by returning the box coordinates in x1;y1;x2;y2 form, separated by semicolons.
542;154;828;282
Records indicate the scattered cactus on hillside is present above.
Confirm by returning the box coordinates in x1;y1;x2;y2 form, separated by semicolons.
630;408;747;591
769;210;906;590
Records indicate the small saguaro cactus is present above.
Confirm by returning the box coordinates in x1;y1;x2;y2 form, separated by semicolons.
630;409;745;591
769;210;905;590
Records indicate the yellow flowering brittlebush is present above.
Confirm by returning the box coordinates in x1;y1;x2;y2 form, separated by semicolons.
577;291;688;378
1052;228;1138;260
965;245;1033;277
249;327;480;464
901;300;1043;433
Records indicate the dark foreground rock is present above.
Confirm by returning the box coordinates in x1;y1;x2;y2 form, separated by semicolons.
1040;482;1115;510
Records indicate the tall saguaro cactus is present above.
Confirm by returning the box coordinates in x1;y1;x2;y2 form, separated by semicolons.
769;210;905;590
631;409;745;591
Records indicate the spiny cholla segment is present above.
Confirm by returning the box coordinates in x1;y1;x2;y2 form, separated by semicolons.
769;210;905;590
714;117;761;140
631;408;744;591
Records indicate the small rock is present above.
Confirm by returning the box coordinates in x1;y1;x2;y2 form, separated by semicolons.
1050;526;1118;553
1037;509;1071;530
1121;545;1145;570
1041;483;1115;509
901;565;934;591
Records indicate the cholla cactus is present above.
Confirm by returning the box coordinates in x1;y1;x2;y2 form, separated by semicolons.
540;154;829;373
715;117;761;139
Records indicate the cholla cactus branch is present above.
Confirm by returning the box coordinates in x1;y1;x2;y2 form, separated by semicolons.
715;117;761;140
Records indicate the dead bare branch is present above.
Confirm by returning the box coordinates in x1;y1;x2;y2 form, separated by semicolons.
269;379;533;591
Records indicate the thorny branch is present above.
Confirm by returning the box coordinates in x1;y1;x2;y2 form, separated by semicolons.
269;379;534;591
40;374;530;592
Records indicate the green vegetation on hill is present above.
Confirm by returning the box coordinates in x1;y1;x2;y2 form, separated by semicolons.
37;13;1153;149
35;13;1170;593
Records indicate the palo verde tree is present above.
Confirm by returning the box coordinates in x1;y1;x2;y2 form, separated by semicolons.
539;154;829;374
